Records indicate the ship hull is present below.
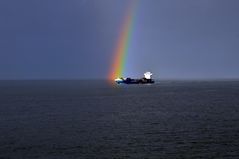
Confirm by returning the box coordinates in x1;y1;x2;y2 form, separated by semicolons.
115;78;155;84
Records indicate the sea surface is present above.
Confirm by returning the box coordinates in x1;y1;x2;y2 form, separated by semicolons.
0;80;239;159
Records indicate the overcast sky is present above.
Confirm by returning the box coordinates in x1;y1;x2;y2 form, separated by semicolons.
0;0;239;79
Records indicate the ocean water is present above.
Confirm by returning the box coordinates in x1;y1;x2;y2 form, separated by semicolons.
0;80;239;159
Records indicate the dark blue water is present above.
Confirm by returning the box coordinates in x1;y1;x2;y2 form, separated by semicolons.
0;80;239;158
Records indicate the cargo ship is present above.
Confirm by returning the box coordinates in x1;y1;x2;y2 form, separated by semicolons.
114;72;155;84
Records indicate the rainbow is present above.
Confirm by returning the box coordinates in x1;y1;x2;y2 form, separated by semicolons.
108;1;137;80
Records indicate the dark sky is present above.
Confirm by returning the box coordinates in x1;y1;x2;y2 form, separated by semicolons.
0;0;239;79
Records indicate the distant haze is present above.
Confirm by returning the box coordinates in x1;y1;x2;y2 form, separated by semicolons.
0;0;239;79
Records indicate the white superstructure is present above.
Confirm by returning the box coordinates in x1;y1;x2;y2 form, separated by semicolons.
144;72;153;79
